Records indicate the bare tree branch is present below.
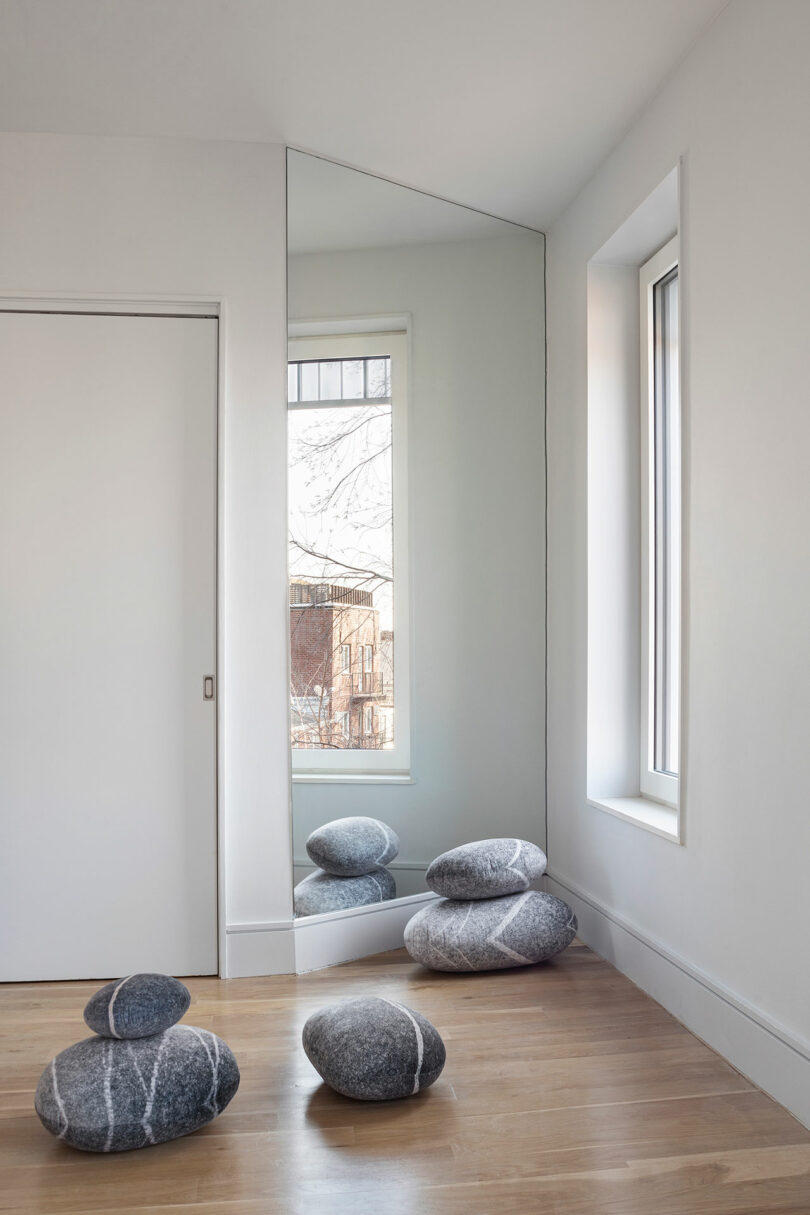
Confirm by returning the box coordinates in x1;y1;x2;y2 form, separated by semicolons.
290;539;393;583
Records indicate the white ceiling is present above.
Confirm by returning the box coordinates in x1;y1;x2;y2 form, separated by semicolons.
0;0;727;228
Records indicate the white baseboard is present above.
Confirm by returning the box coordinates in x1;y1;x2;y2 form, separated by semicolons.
292;891;437;973
293;857;428;871
546;869;810;1129
224;921;295;978
224;890;438;978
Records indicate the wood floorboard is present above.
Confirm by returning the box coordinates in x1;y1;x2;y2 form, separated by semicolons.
1;941;809;1214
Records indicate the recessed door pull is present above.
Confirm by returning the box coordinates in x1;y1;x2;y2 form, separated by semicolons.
203;675;215;700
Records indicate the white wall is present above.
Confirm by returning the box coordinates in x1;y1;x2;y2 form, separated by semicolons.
547;0;810;1121
0;133;292;976
289;233;546;872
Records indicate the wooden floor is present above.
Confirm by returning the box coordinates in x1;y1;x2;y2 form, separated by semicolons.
2;943;810;1214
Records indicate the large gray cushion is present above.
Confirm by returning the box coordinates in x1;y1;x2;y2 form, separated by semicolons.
35;1025;239;1151
305;816;399;877
426;838;547;900
405;891;577;971
83;974;190;1039
294;868;396;917
302;996;445;1100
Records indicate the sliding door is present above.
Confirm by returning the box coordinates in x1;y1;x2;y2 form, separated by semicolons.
0;310;218;979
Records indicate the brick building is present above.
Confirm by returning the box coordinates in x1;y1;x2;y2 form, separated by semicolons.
289;581;392;749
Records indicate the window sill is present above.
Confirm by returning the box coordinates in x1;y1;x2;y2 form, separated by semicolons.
292;772;414;786
587;795;681;843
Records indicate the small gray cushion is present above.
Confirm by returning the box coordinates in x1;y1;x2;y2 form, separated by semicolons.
405;891;577;971
302;996;445;1100
83;974;191;1039
294;868;396;917
35;1025;239;1151
305;816;400;876
426;838;547;899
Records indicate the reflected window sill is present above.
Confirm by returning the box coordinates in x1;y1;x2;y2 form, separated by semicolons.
292;772;414;785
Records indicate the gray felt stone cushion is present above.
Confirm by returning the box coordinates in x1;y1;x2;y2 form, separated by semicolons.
35;1025;239;1151
305;816;399;877
83;974;191;1039
405;891;577;972
426;838;547;900
302;996;445;1101
294;868;396;917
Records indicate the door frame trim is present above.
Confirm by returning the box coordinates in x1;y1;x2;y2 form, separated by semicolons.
0;293;219;317
0;292;225;977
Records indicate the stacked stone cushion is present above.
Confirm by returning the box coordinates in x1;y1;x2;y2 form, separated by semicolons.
406;886;576;972
35;973;239;1152
305;816;399;877
35;1025;240;1152
302;996;445;1100
294;868;396;917
408;837;574;972
84;974;191;1039
426;838;547;900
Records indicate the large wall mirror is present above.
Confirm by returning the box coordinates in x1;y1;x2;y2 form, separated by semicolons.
287;149;546;926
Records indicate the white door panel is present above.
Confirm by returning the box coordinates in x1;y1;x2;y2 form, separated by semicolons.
0;311;218;979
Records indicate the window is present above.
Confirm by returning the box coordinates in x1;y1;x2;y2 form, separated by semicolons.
288;330;410;775
640;237;680;806
586;167;682;842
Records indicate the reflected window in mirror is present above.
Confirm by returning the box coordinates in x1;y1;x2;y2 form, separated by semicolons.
288;330;410;775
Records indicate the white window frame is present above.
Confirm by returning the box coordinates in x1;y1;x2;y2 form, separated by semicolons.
288;329;411;776
340;643;351;674
639;236;680;808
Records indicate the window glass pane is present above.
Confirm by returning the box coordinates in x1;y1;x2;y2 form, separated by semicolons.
319;361;341;400
288;382;394;752
287;363;298;403
367;358;389;398
653;269;680;778
342;360;364;399
300;362;319;401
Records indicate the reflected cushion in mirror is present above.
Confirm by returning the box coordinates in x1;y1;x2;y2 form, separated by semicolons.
305;816;399;877
405;891;576;972
302;996;445;1100
426;838;547;900
294;867;396;917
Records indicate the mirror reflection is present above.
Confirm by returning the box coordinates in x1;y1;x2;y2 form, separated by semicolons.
287;149;546;919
